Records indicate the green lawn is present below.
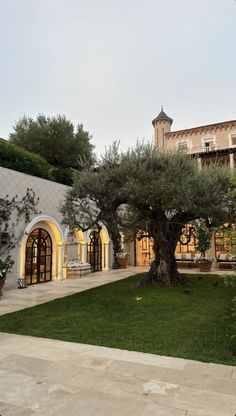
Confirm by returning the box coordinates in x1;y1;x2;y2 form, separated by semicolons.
0;273;235;365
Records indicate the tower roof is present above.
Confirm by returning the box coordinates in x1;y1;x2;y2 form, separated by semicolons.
152;107;173;126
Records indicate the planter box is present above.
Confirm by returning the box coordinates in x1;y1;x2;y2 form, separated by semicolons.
198;262;212;272
115;257;128;268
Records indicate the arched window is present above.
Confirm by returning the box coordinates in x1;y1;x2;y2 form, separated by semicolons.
215;224;236;260
87;231;102;272
137;237;154;266
25;228;52;285
176;223;196;255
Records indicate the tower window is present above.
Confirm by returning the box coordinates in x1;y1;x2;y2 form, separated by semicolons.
204;139;215;151
231;134;236;146
178;141;188;151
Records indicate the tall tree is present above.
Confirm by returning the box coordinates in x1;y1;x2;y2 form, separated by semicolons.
62;143;235;286
9;115;95;170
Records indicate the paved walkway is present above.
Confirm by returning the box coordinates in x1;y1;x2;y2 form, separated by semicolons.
0;267;235;415
0;333;235;416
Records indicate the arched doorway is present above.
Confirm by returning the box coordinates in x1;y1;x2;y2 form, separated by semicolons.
25;228;52;285
136;237;154;266
87;231;102;272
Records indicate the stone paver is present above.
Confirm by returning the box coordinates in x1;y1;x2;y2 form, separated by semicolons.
0;333;235;416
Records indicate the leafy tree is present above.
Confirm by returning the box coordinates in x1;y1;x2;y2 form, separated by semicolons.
62;143;235;286
0;189;39;277
9;115;95;170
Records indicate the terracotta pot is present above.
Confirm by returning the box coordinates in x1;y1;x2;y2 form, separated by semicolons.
198;262;212;272
115;257;128;268
0;279;6;297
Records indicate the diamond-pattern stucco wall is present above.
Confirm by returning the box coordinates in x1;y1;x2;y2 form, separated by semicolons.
0;167;69;288
0;167;69;223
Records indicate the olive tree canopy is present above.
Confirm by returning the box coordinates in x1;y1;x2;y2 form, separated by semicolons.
62;143;235;286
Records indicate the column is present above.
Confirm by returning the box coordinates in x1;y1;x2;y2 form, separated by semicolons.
17;242;25;281
80;242;87;263
197;157;202;170
103;242;110;271
57;242;64;281
229;153;234;170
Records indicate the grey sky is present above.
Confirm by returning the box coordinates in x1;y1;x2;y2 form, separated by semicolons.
0;0;235;155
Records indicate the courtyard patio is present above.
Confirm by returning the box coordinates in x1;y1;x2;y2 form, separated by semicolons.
0;332;235;415
0;267;235;415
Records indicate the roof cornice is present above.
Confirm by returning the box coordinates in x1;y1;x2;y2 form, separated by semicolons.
165;119;236;137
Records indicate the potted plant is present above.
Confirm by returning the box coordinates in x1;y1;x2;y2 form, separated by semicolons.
0;257;13;297
194;220;214;272
115;251;129;268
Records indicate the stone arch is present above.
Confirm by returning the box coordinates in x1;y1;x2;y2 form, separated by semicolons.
18;215;64;283
84;223;111;271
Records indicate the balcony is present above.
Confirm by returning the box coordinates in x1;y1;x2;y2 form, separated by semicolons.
186;144;219;155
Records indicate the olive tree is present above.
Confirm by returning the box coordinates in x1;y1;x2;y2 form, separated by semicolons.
62;143;235;286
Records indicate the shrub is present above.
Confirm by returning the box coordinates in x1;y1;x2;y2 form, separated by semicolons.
51;167;74;186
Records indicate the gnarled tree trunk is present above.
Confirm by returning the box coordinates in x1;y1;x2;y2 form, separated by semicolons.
138;217;184;286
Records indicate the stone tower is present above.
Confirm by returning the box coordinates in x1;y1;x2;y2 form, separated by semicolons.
152;107;173;150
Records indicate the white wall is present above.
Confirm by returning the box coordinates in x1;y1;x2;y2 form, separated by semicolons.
0;167;69;288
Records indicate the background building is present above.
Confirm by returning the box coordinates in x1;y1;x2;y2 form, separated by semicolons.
130;110;236;269
152;107;236;168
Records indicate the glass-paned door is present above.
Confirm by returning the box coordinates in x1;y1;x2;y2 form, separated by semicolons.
215;224;236;259
176;223;196;255
87;231;102;272
25;228;52;285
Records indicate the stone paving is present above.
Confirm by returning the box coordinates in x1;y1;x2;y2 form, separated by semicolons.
0;333;235;416
0;266;235;415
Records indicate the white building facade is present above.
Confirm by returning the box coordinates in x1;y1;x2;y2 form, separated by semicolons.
0;167;113;289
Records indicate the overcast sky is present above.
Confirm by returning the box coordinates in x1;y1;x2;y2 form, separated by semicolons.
0;0;235;155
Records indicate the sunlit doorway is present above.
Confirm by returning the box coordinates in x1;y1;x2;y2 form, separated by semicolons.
87;231;102;272
25;228;52;285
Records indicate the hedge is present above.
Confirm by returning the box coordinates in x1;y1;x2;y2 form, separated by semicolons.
0;139;52;180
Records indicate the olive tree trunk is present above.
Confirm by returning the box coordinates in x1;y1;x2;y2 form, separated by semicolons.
138;218;184;286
